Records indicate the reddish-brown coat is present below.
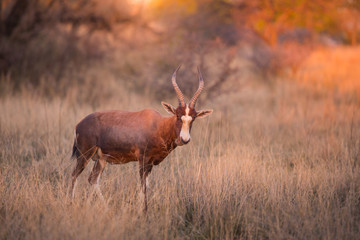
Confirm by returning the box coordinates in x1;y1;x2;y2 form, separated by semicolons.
70;66;213;212
74;109;179;165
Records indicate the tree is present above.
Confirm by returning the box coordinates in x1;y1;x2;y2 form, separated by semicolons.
0;0;135;75
341;0;360;45
232;0;342;46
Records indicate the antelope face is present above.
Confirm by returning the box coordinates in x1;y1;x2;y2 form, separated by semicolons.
176;104;195;145
162;103;213;146
162;65;213;146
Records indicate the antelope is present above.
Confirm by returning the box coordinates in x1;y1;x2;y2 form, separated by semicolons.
70;66;213;211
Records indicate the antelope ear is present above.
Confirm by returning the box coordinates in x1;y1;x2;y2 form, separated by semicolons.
196;109;213;119
161;102;176;115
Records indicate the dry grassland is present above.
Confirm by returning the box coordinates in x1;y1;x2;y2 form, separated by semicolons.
1;53;360;239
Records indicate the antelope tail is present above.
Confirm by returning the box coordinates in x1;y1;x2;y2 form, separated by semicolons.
71;130;79;160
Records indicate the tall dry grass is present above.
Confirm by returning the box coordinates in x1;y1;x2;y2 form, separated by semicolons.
1;63;360;240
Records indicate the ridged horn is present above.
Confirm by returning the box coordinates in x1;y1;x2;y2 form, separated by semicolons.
172;65;185;107
189;67;204;108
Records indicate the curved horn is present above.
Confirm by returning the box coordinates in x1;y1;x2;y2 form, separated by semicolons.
172;65;186;107
189;67;204;108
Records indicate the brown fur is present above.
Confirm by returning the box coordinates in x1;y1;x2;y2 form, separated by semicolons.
71;109;181;211
70;68;213;212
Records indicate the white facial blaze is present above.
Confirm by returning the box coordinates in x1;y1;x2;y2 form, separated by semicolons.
180;105;192;142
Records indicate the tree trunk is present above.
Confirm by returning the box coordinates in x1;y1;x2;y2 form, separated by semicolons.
352;20;358;45
0;0;3;34
3;0;29;37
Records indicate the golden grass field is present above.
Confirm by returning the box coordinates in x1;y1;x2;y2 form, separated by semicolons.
1;47;360;239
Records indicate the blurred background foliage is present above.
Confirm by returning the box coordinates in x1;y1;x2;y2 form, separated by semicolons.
0;0;360;102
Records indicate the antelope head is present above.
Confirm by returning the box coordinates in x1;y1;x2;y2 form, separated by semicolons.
162;65;213;146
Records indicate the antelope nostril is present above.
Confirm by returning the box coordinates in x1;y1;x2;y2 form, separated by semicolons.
181;138;191;144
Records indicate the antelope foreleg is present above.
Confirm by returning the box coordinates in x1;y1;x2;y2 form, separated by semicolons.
139;163;153;213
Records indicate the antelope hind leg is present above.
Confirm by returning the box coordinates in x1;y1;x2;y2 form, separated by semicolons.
88;154;107;203
71;147;97;202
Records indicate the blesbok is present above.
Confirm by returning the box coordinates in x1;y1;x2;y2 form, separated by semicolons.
70;66;213;211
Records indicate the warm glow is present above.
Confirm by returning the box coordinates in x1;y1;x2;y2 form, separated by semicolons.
128;0;152;5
